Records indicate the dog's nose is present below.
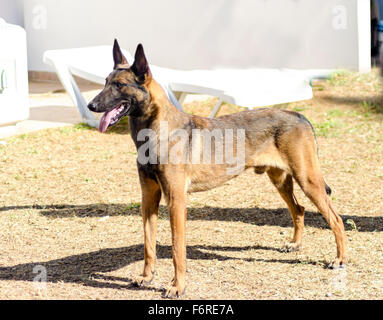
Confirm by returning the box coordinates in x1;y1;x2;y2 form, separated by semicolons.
88;102;97;112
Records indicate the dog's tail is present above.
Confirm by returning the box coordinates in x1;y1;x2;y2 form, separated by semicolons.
297;112;332;196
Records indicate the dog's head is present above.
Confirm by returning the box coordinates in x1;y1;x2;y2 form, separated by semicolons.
88;39;152;132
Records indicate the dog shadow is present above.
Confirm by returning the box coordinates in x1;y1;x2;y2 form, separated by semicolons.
1;203;371;291
0;203;379;232
0;243;302;292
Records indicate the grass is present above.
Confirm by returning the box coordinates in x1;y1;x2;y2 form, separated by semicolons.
0;69;382;299
345;219;358;232
328;70;353;86
361;101;383;117
327;109;345;118
311;118;343;137
292;105;309;112
125;202;141;210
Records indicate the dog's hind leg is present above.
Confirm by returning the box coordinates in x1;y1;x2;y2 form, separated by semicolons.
267;168;305;252
134;170;162;287
291;150;347;268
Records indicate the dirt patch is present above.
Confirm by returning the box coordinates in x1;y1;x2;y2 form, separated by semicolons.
0;70;382;299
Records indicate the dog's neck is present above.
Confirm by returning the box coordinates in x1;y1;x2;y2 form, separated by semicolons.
132;78;190;130
128;78;191;151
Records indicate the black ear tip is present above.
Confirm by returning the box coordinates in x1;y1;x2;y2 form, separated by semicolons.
136;43;144;53
134;44;146;62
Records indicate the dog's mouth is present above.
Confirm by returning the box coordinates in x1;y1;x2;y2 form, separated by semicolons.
99;103;130;133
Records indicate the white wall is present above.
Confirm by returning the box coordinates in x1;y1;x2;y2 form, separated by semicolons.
0;0;23;26
20;0;370;72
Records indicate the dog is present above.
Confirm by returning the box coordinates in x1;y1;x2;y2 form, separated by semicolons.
88;39;347;298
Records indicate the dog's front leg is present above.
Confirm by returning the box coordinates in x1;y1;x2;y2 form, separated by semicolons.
134;171;161;287
164;190;187;298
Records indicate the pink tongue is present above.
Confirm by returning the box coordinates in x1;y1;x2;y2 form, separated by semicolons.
98;106;121;133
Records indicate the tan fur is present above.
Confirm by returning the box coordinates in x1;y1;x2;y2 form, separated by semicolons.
88;41;347;298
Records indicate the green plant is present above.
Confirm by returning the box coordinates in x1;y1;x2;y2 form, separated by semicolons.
293;105;308;112
346;219;357;231
125;202;141;210
312;119;342;137
327;109;345;118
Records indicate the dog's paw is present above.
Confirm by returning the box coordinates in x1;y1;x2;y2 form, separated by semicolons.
283;242;302;252
163;284;185;299
328;258;347;269
132;274;154;287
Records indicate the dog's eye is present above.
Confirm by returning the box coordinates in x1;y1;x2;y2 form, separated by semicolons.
135;75;146;84
114;82;124;89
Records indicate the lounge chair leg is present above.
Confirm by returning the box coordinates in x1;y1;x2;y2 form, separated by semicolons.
208;98;223;118
166;86;184;112
49;61;99;127
178;92;187;105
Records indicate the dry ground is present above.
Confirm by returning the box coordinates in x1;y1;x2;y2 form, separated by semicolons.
0;70;382;300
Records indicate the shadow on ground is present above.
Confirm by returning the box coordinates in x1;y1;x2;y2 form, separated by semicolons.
319;95;383;114
0;243;324;291
0;203;381;232
0;203;376;291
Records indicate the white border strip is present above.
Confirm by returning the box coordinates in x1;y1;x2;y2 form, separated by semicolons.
357;0;371;73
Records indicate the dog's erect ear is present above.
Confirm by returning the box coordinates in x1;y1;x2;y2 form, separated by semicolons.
131;44;150;78
113;39;129;69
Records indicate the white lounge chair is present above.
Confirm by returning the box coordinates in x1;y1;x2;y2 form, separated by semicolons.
43;45;317;127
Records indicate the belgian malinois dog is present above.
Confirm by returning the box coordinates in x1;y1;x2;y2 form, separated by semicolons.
88;40;347;298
